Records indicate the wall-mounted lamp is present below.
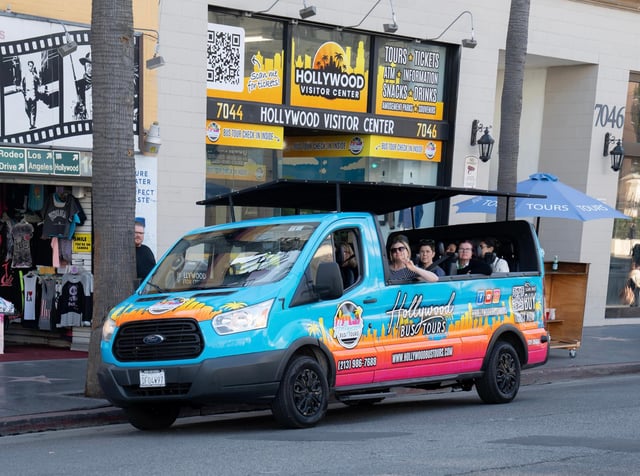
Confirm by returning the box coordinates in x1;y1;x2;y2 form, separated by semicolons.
57;22;78;57
427;10;476;48
383;0;398;33
138;29;165;70
142;122;162;155
299;0;317;19
470;120;494;162
603;132;625;172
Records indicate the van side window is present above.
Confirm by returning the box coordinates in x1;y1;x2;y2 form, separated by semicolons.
290;234;334;307
333;229;361;289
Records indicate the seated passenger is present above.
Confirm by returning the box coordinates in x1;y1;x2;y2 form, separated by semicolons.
388;235;438;282
479;238;510;272
416;239;446;277
337;242;358;288
456;240;492;275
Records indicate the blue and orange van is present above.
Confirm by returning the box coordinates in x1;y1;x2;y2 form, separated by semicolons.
98;180;549;430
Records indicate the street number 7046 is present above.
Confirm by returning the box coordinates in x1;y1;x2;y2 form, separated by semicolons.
416;122;437;139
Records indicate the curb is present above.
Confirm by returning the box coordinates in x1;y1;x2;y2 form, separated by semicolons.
521;362;640;385
3;363;640;436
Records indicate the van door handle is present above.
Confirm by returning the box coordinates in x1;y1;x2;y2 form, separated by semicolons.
363;298;377;303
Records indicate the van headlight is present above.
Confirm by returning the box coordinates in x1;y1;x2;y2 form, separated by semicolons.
102;317;117;342
212;299;273;335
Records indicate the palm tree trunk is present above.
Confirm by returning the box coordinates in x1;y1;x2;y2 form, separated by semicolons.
85;0;136;397
497;0;531;221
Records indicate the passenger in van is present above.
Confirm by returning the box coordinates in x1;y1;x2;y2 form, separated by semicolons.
456;240;492;275
388;235;439;282
479;238;510;273
416;239;446;277
445;242;457;254
337;242;358;288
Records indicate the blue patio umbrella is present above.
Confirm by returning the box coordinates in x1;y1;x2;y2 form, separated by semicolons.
455;173;630;224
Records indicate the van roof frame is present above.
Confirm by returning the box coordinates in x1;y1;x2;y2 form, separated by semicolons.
197;179;544;220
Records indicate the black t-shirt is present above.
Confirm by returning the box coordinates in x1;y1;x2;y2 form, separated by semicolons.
136;244;156;279
457;258;492;275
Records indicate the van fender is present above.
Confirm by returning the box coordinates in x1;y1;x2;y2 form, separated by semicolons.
481;324;528;370
274;337;337;388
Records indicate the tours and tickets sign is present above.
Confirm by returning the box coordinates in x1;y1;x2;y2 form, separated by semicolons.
373;39;447;121
284;135;442;162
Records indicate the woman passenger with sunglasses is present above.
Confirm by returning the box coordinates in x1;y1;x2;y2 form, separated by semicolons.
387;235;439;282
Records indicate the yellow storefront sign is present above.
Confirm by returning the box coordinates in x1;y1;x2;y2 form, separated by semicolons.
284;135;441;162
73;233;92;253
206;120;283;150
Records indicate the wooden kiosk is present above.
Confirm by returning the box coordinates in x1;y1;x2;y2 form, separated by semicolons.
543;261;589;357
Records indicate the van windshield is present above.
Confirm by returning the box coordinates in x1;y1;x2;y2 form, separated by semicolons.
141;222;319;294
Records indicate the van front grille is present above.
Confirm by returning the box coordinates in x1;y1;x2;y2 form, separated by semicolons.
114;319;204;362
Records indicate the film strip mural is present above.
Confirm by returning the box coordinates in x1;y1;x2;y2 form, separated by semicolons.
0;18;140;147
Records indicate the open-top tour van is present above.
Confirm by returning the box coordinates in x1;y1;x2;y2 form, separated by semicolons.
98;180;549;430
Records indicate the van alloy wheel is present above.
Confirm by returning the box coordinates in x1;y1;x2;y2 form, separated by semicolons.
271;356;328;428
475;341;520;404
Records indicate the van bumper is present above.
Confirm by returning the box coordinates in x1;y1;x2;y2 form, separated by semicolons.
98;350;286;408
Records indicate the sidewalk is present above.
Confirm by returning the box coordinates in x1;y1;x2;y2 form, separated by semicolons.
1;324;639;436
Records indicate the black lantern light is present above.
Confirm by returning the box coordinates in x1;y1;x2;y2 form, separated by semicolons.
477;127;495;162
603;132;625;172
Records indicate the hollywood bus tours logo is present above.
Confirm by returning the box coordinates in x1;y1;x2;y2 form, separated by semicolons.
295;41;365;100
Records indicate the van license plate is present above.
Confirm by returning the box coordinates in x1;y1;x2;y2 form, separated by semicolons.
139;370;165;388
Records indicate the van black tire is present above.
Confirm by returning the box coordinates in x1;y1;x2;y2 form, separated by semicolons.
125;404;180;431
271;356;328;428
476;341;520;404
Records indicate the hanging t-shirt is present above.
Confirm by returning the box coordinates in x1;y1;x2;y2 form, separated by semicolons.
11;221;34;268
28;184;44;212
58;280;85;327
39;275;56;331
22;271;38;320
42;193;81;238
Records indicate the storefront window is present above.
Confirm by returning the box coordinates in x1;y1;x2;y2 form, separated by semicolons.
606;75;640;314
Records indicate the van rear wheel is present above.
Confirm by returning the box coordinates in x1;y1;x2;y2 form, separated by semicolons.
125;404;180;431
271;356;328;428
476;341;520;403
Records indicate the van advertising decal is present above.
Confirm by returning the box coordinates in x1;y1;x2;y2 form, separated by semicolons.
512;283;538;323
386;291;453;338
332;301;364;349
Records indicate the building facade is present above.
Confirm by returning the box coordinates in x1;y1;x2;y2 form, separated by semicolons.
2;0;639;331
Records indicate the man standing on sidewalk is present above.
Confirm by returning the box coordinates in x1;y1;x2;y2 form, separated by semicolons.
135;217;155;281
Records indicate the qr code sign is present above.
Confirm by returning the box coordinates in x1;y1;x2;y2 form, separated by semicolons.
207;23;245;92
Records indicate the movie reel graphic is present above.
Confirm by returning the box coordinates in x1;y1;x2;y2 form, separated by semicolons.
1;29;92;145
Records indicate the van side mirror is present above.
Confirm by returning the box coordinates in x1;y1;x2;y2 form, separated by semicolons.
316;262;344;300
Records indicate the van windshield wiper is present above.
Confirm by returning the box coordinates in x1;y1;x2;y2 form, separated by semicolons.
144;282;167;294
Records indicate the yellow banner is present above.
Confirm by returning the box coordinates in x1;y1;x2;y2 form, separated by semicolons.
368;135;441;161
206;120;283;149
285;135;441;162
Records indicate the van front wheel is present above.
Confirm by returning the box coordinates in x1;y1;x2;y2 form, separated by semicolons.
476;341;520;404
271;356;328;428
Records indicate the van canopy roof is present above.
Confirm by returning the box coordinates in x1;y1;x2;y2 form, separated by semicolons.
196;179;542;216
